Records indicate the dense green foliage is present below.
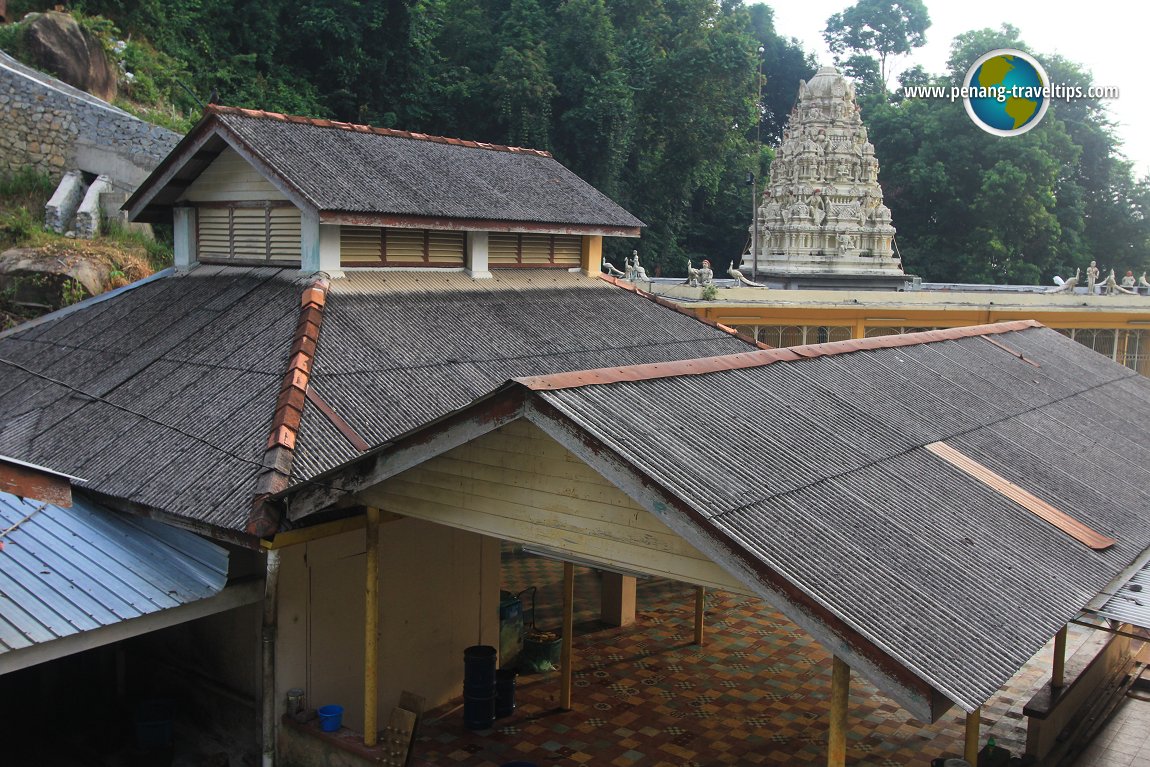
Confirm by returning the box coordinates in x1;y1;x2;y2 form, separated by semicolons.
867;25;1150;283
5;0;1147;283
9;0;812;276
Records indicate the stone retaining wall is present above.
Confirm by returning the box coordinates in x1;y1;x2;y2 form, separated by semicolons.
0;49;180;189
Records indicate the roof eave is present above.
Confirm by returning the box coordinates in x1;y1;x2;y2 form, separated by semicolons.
319;211;642;237
123;113;319;223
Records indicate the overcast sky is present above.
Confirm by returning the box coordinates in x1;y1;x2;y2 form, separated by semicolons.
765;1;1147;177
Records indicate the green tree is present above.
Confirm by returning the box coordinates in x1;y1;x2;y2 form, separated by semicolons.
491;0;557;147
823;0;930;90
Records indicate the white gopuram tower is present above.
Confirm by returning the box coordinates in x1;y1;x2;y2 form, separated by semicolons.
745;66;911;290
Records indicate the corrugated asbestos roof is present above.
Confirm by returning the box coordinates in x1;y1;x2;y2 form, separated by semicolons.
0;489;227;657
0;267;753;538
125;106;644;231
513;324;1150;711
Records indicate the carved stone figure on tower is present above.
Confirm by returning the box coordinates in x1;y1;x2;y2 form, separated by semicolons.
743;65;908;288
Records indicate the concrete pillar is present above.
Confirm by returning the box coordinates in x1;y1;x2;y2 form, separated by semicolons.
599;572;636;627
173;206;197;271
301;211;340;273
467;231;491;278
319;223;340;273
301;210;320;272
580;235;602;277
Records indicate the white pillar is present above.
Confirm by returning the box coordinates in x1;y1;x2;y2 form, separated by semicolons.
173;206;197;271
301;211;340;274
301;209;320;272
467;231;491;278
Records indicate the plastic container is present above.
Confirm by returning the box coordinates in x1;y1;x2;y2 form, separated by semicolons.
463;693;496;730
495;669;518;718
317;704;344;732
463;645;498;691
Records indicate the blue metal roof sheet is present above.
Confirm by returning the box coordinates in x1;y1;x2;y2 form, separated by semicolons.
0;491;228;656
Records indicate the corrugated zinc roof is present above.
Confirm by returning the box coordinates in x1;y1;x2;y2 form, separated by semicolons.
0;490;227;658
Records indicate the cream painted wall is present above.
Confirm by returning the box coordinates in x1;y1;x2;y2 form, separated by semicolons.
276;518;499;733
358;420;749;593
179;146;288;202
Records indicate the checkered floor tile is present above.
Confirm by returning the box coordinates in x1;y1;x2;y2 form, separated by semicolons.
409;544;1095;767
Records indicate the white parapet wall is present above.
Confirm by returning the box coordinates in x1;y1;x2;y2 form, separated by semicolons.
74;174;113;239
44;170;86;234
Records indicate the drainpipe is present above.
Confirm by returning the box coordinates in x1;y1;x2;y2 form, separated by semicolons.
262;548;281;767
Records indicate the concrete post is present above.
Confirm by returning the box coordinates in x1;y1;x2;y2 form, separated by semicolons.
467;231;491;278
173;206;198;271
599;573;636;627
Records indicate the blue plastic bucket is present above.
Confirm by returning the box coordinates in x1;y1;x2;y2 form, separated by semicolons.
317;704;344;732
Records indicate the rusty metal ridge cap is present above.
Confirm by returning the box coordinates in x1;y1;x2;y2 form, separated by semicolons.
206;104;553;158
245;276;331;537
517;318;1046;391
596;274;768;351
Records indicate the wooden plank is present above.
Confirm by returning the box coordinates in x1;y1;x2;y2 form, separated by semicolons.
359;487;749;592
926;442;1117;550
560;562;574;710
180;147;288;202
441;446;615;488
418;455;649;517
389;468;693;543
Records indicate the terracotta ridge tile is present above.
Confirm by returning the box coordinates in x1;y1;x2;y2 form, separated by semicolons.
208;104;553;158
517;310;1043;391
246;276;331;537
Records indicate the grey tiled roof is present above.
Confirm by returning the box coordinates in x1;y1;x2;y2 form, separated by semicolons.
126;107;644;231
0;268;751;537
216;111;644;227
521;326;1150;711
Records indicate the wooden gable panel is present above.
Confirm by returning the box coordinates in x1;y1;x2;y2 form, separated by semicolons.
359;420;749;593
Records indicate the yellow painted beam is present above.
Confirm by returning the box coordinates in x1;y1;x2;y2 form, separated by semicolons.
828;656;850;767
1052;625;1068;688
261;515;366;549
694;586;706;646
560;562;575;710
964;707;981;764
363;507;381;746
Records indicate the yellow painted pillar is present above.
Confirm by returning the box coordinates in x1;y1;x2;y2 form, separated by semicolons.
580;235;603;277
1052;625;1068;688
560;562;575;710
363;508;380;746
694;586;706;645
852;318;866;340
964;707;981;765
828;656;850;767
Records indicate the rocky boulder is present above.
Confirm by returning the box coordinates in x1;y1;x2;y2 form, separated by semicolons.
23;11;117;102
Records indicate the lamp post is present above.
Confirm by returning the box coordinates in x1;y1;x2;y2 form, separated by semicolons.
751;45;765;281
746;171;757;281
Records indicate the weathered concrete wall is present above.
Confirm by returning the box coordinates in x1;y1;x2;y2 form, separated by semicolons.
0;49;179;189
